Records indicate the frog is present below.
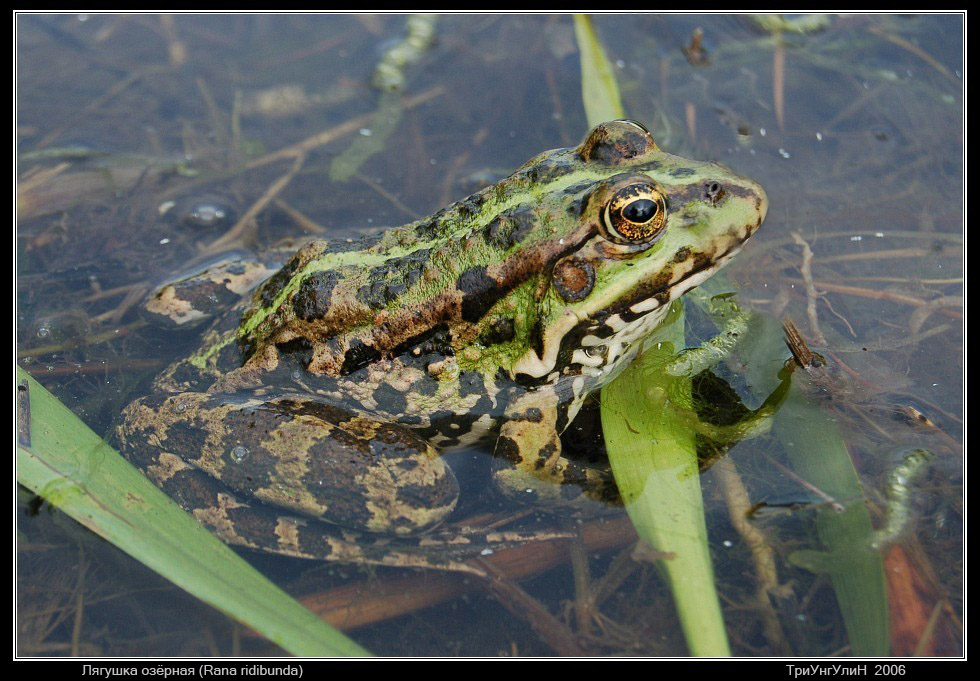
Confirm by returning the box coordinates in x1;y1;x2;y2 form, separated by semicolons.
115;120;768;574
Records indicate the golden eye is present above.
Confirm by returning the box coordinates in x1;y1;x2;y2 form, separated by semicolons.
602;183;668;244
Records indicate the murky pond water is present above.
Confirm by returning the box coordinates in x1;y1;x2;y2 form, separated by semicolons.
17;13;962;657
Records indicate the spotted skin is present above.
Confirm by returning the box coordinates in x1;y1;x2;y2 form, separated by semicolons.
116;120;768;572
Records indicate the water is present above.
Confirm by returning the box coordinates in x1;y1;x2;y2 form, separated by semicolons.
17;13;963;657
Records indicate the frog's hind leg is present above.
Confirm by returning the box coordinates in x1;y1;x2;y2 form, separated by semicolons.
127;452;561;576
117;392;567;575
117;392;460;536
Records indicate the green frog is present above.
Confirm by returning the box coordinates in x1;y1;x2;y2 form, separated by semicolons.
116;120;768;573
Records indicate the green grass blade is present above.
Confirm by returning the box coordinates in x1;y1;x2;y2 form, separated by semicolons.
739;316;889;656
601;305;731;656
574;15;626;127
16;367;371;657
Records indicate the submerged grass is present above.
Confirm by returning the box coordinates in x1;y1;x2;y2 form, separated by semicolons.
739;316;890;656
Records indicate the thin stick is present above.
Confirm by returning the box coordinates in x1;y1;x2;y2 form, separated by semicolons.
476;557;587;656
792;233;827;345
244;87;444;172
205;153;306;252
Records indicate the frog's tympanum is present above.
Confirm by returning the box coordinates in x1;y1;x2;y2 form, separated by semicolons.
116;121;768;573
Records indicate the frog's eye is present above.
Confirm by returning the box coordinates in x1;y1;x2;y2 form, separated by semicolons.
601;183;668;244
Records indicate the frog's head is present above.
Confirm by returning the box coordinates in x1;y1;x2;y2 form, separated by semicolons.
496;120;768;383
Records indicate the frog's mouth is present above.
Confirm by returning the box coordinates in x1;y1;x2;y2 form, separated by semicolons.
624;243;745;318
513;245;746;383
578;245;744;368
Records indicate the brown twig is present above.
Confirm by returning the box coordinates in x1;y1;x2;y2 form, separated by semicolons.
773;37;786;131
294;515;636;632
204;153;306;253
868;25;960;86
791;233;827;345
475;557;588;656
714;458;791;654
908;296;963;335
244;87;444;172
272;199;327;234
568;525;594;637
18;319;149;359
815;247;954;265
779;278;962;320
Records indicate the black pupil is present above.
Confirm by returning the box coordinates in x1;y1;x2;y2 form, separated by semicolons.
623;198;657;223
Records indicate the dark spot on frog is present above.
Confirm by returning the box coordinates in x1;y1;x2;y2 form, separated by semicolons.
552;258;595;302
722;183;763;201
457;265;501;324
494;435;521;464
672;246;692;263
395;478;460;512
224;506;280;546
423;409;455;434
414;195;485;240
564;183;603;219
533;442;557;470
669;167;696;177
274;337;313;366
528;318;545;358
413;217;441;240
689;251;712;273
469;390;496;421
523;155;580;185
479;317;515;345
390;323;453;360
340;338;382;375
368;421;432;458
453;193;485;220
483;206;536;250
326;232;384;254
154;466;220;515
167;361;217;392
296;526;335;558
292;270;342;321
356;249;430;310
372;382;408;415
393;457;420;471
511;407;543;423
560;481;586;501
458;371;483;397
407;374;439;398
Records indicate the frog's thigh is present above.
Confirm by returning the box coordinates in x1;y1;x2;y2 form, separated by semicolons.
118;393;458;535
492;389;618;507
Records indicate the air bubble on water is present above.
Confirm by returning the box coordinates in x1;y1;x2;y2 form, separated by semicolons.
231;446;249;463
